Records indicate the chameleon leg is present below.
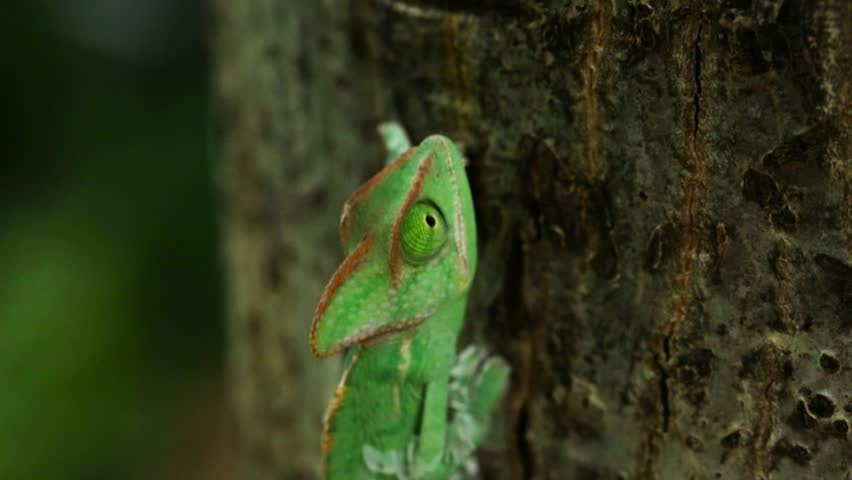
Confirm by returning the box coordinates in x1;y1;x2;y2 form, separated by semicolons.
362;379;450;480
412;379;450;478
445;347;510;472
378;122;412;164
466;357;510;424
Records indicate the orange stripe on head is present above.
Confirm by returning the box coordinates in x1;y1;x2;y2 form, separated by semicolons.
310;232;375;358
438;138;470;285
389;155;433;286
340;148;415;245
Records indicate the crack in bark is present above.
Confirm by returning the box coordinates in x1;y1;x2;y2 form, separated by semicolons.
692;23;703;151
662;12;705;394
653;350;672;433
505;233;536;480
748;380;779;476
581;0;610;181
660;336;673;432
637;14;705;480
515;401;534;480
511;348;536;480
668;19;705;338
442;15;474;143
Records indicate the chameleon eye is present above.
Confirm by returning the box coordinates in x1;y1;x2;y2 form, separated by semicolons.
401;202;447;264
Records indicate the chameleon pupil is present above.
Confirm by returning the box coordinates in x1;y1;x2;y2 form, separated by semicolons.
426;215;435;227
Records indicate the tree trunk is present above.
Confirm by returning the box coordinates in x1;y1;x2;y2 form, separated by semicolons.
214;1;852;479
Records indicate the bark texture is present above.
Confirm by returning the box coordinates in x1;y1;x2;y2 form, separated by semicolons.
214;1;852;479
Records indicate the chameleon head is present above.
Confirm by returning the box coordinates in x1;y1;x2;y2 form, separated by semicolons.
310;135;477;358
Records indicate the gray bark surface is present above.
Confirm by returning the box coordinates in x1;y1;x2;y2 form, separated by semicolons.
214;1;852;479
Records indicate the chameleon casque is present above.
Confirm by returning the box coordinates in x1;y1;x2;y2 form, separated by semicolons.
310;123;509;480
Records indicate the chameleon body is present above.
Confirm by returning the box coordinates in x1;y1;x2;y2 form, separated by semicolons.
310;124;509;480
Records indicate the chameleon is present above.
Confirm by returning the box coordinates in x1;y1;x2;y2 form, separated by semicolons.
310;123;510;480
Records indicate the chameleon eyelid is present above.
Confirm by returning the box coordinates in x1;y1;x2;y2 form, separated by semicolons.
399;201;448;265
409;199;446;224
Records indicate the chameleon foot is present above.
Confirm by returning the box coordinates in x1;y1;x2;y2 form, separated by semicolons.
363;438;441;480
363;444;405;478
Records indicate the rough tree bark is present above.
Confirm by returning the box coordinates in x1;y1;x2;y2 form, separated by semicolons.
214;1;851;479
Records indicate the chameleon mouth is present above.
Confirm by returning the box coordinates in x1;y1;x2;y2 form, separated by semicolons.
346;314;430;350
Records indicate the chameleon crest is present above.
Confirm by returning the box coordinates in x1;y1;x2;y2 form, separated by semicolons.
311;124;508;480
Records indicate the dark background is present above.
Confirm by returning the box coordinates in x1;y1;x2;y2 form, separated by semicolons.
1;2;233;479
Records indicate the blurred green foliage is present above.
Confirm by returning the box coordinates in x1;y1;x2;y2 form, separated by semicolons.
0;3;223;479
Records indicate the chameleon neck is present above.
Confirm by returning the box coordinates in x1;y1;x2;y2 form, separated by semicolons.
345;294;468;382
326;296;468;479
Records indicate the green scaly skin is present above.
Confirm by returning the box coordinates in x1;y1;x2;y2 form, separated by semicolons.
310;123;509;479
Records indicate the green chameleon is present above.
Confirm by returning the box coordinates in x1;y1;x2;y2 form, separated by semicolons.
310;123;510;480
